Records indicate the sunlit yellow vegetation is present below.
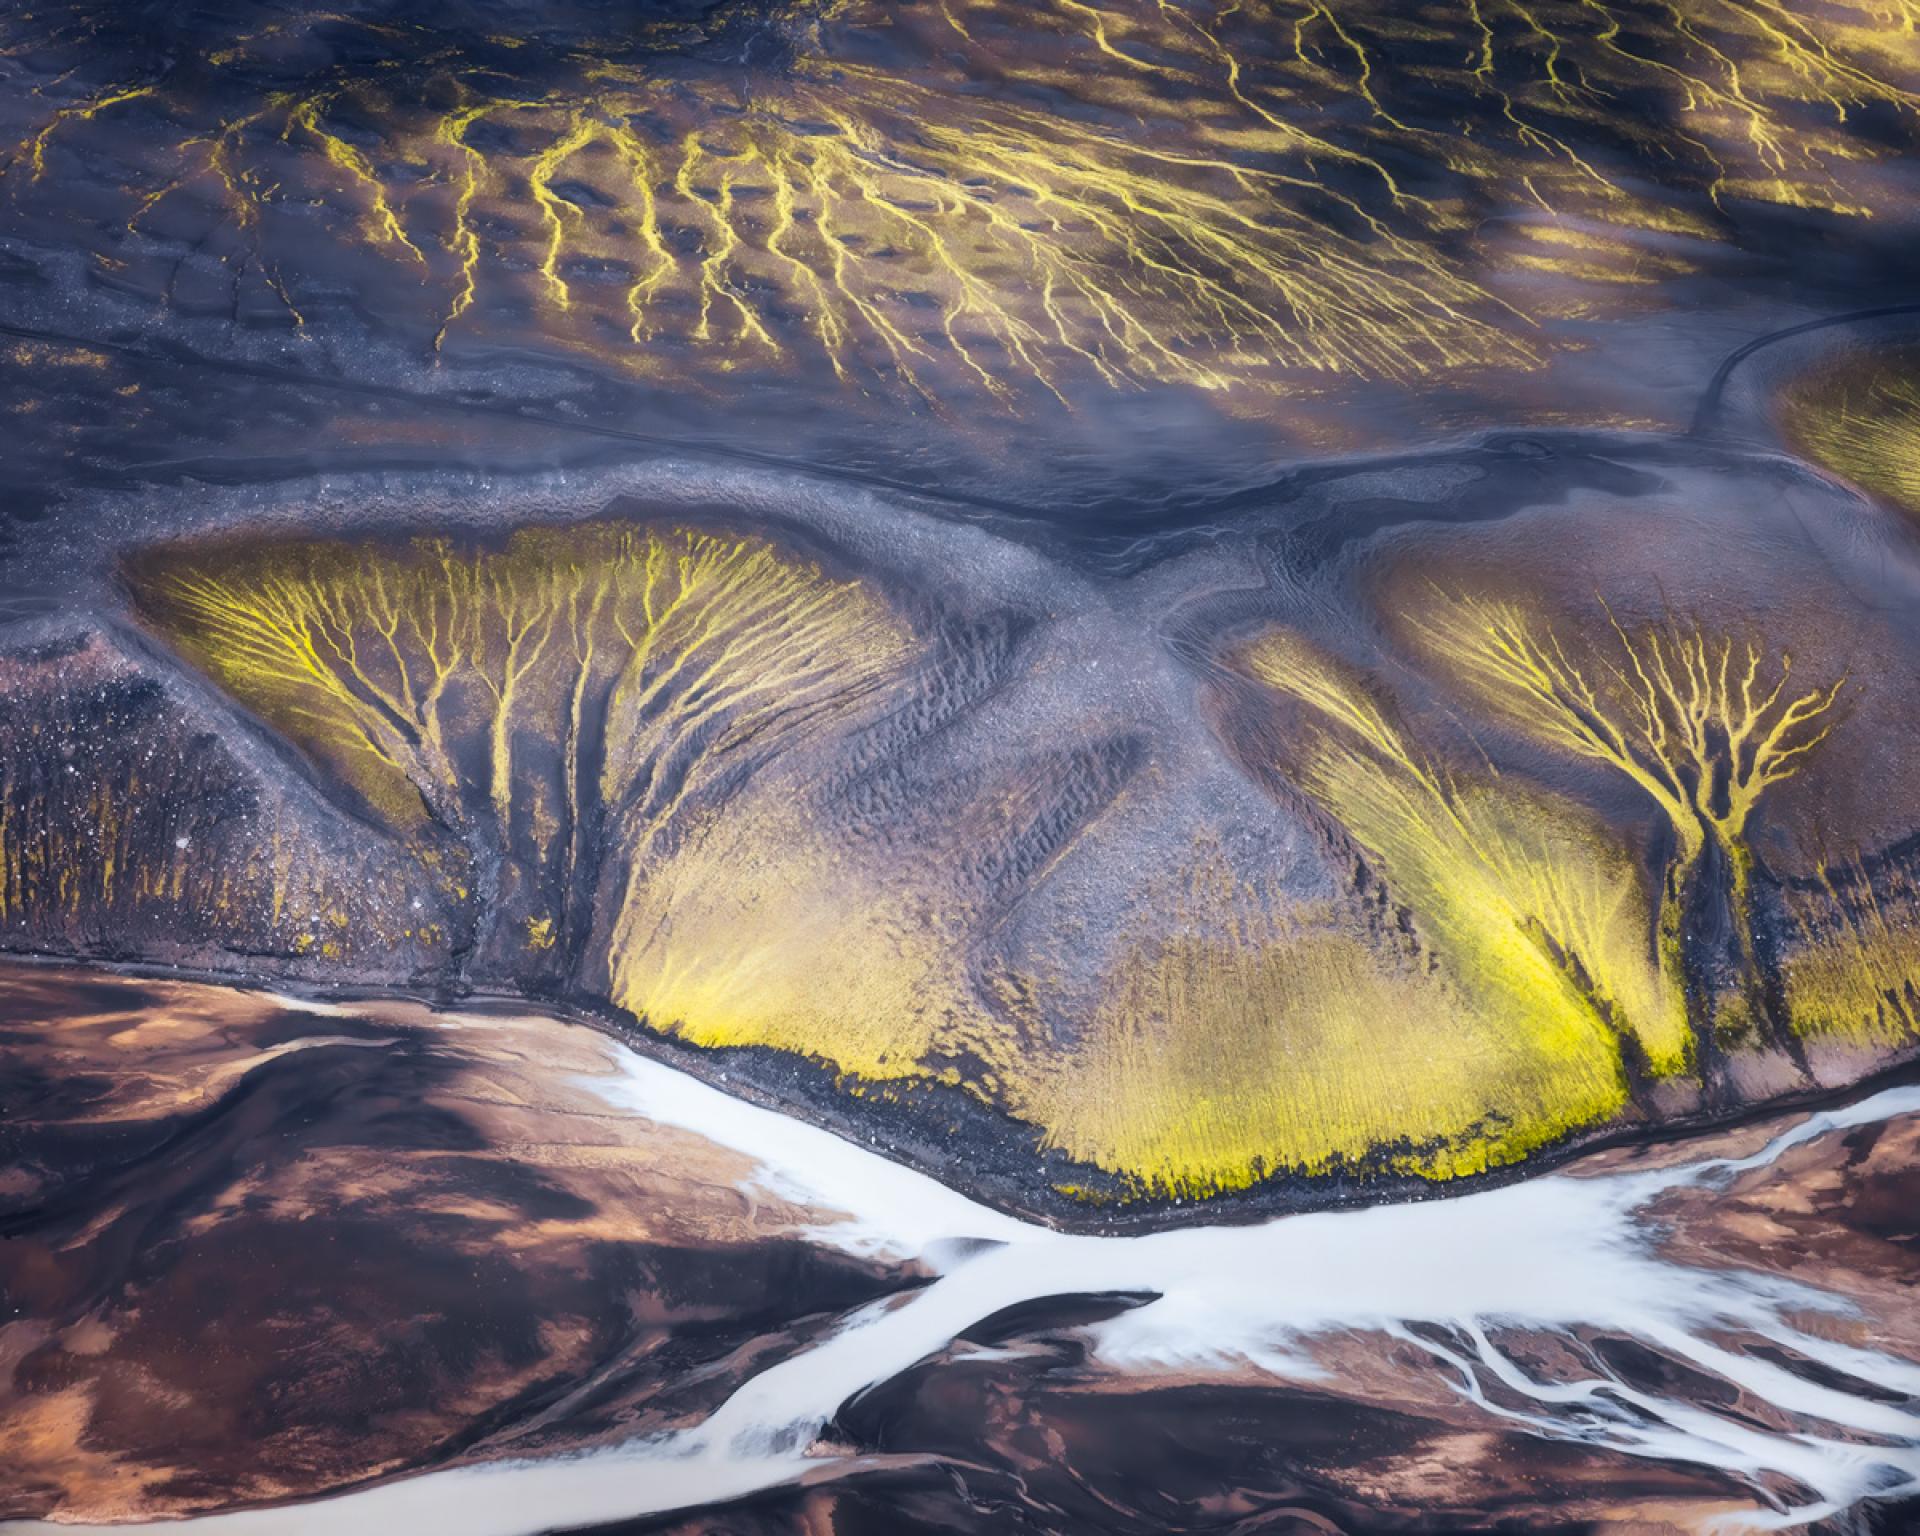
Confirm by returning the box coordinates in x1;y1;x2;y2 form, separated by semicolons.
1413;593;1843;1037
1022;857;1635;1199
611;739;1679;1199
1779;350;1920;518
1064;628;1688;1198
119;526;1880;1202
1254;635;1685;1063
132;522;917;964
1782;859;1920;1047
133;520;1020;1112
609;751;1673;1201
604;792;1003;1088
8;0;1918;404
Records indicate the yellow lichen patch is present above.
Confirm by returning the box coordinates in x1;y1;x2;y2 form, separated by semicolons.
7;341;112;370
1029;924;1627;1198
1246;632;1687;1073
1409;591;1843;1040
129;528;1723;1199
387;59;1529;398
288;94;428;266
135;522;907;828
991;628;1689;1201
1009;605;1724;1200
11;0;1918;409
616;750;1651;1201
23;81;153;177
134;539;473;835
1777;348;1920;518
1782;862;1920;1047
605;793;996;1090
602;717;1141;1103
130;521;918;974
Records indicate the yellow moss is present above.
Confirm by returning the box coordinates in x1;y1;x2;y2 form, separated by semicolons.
1030;926;1626;1198
621;765;1644;1201
1412;594;1841;866
995;620;1735;1199
612;857;970;1079
134;522;914;864
20;1;1918;406
1409;590;1843;1037
1782;865;1920;1046
123;530;1869;1201
606;760;1020;1096
1246;631;1688;1074
1778;348;1920;518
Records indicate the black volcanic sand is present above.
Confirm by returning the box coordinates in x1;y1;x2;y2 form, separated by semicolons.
2;0;1918;538
7;964;1919;1533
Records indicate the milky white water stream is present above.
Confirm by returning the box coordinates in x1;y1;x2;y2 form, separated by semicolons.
10;1027;1919;1536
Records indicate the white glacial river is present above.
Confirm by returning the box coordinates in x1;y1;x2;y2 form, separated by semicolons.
8;1024;1919;1536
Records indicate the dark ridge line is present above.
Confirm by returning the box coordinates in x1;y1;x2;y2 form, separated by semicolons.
0;318;1046;528
1689;300;1920;435
0;319;1814;551
0;300;1907;578
0;948;1916;1237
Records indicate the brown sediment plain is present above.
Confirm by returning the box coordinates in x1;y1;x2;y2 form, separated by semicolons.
0;963;916;1521
4;961;1917;1533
